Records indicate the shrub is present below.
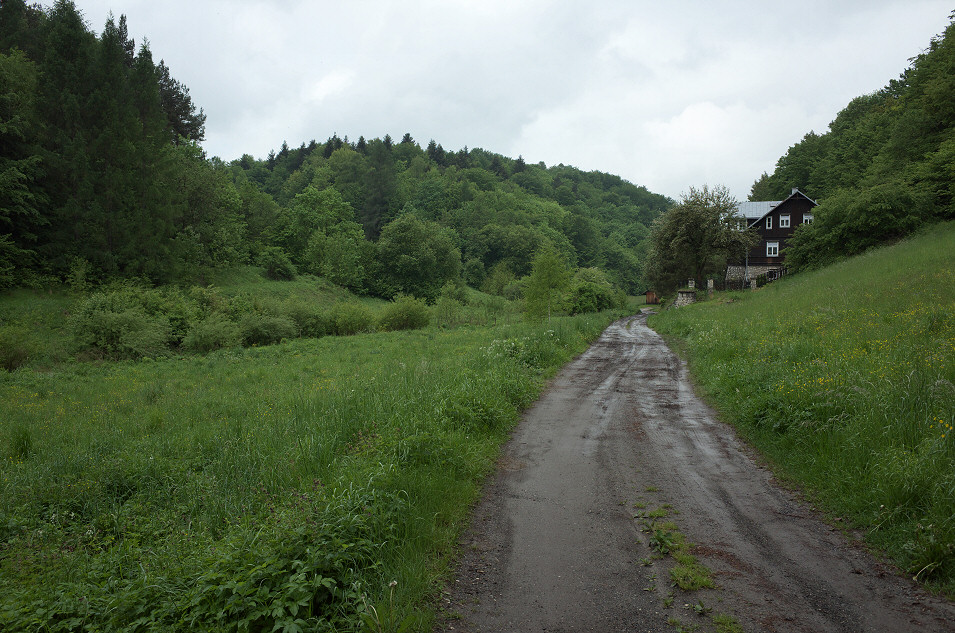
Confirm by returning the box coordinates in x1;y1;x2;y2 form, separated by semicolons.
182;314;242;353
566;281;614;314
330;302;375;336
433;295;463;328
566;268;623;314
463;257;486;287
257;247;297;280
282;299;333;338
187;285;231;317
238;313;298;346
70;306;172;359
439;280;469;304
378;295;431;332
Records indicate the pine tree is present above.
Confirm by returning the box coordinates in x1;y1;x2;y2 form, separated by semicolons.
361;139;396;239
156;59;206;143
0;49;45;286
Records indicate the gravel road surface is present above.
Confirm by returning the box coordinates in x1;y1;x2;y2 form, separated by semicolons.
435;313;955;633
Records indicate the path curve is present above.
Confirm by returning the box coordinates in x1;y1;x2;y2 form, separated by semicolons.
436;313;955;632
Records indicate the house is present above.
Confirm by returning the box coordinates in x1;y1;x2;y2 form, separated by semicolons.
727;188;817;283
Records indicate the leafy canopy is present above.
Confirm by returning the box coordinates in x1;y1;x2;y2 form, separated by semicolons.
645;185;757;293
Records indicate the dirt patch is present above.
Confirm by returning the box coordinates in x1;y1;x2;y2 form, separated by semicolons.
435;314;955;632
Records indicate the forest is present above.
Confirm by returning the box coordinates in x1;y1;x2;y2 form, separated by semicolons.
0;0;670;305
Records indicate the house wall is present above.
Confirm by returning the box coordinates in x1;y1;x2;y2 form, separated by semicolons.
745;197;816;266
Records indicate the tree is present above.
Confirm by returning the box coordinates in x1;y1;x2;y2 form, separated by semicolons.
524;245;571;322
644;185;757;293
361;138;396;239
375;213;460;301
566;267;621;314
0;49;44;286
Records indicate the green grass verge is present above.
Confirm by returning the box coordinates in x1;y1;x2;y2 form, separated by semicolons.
0;311;623;631
649;220;955;594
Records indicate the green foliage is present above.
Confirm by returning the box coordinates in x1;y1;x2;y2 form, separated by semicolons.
787;179;934;270
377;295;431;332
282;299;333;338
480;261;516;296
0;48;44;289
182;313;242;353
376;214;460;301
258;246;298;280
238;312;298;346
645;185;757;293
68;284;184;359
650;222;955;593
330;301;375;335
4;2;671;298
565;267;623;315
524;245;571;321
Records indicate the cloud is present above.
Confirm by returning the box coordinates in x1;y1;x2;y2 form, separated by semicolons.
49;0;955;199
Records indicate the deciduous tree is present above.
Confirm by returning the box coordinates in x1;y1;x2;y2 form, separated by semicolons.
524;245;571;322
645;185;757;293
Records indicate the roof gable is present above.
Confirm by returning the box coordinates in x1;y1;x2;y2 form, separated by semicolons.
742;188;817;228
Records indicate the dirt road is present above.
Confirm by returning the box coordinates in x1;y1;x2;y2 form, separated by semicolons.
436;313;955;632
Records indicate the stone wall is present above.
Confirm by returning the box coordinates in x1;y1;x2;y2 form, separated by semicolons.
726;265;782;281
674;289;696;307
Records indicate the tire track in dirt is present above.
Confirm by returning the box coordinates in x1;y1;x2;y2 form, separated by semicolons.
436;314;955;632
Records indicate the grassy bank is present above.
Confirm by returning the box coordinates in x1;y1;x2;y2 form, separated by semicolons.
1;309;621;631
649;221;955;594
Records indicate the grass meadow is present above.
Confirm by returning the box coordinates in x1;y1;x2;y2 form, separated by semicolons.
0;273;627;631
650;220;955;595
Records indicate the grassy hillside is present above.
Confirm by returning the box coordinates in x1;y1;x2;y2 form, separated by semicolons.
650;220;955;594
0;289;625;630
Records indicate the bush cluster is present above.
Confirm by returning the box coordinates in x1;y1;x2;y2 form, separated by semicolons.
67;282;422;360
377;295;431;332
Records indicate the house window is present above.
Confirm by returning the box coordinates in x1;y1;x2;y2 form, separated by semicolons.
803;213;813;224
780;214;790;228
767;241;779;257
766;216;772;229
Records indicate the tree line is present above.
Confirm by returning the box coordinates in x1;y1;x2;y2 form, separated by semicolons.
0;0;671;305
750;12;955;269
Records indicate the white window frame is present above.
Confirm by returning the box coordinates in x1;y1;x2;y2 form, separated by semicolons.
766;216;773;229
767;241;779;257
780;214;790;228
803;213;813;224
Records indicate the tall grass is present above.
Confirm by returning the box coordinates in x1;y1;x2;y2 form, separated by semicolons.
650;221;955;594
0;310;621;631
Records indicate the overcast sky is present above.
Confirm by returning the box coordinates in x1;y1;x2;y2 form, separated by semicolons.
55;0;952;200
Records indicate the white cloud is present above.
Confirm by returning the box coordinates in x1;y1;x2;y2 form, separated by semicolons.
47;1;955;198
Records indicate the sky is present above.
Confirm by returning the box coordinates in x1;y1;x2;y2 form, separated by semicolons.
53;0;953;200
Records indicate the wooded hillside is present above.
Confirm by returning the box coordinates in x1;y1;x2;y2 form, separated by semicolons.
0;0;670;298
